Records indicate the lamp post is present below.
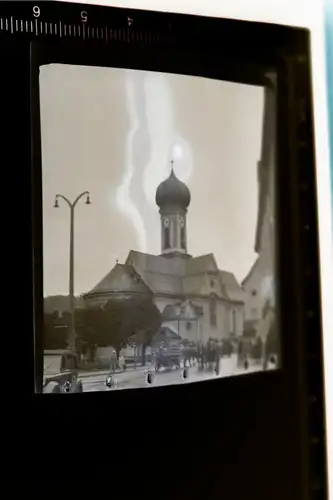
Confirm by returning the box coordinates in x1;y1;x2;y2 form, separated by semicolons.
53;191;91;352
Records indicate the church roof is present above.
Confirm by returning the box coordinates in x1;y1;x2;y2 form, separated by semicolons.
86;251;244;304
219;271;246;302
124;250;244;303
185;253;218;275
155;169;191;210
86;263;153;297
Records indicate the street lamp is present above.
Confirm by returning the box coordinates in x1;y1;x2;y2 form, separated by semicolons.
53;191;91;352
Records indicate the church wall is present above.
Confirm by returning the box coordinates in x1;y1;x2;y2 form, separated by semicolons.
195;299;227;342
157;295;244;343
182;274;222;298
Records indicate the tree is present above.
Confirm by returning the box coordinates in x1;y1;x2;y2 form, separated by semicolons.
76;295;162;363
44;311;69;350
126;297;162;365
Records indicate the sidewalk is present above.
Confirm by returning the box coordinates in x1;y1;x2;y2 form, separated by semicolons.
79;365;148;378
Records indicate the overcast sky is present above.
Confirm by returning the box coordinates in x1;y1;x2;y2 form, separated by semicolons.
40;64;264;297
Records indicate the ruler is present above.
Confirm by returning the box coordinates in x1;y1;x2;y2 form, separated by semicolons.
0;1;172;44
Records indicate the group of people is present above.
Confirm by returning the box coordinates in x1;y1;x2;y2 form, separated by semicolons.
109;350;126;372
182;336;278;374
182;338;232;375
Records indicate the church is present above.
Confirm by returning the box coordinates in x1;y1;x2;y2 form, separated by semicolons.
84;166;245;344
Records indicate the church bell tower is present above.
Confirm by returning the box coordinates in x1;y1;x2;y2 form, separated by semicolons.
155;161;191;257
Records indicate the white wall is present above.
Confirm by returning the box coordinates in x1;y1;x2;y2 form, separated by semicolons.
59;0;333;493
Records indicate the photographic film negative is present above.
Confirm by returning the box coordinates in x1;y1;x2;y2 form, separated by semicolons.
40;64;278;393
2;0;326;494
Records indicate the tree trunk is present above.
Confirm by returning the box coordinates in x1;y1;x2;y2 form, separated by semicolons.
141;344;147;366
89;344;97;362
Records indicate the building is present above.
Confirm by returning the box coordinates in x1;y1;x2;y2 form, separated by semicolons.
242;76;277;358
84;165;245;344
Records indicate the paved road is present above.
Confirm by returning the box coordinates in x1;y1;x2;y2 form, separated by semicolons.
82;355;264;392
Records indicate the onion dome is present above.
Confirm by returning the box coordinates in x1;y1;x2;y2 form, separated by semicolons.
155;169;191;209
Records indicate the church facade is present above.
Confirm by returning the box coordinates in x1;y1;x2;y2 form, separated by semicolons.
84;167;245;344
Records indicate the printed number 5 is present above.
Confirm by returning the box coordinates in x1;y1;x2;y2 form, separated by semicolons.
33;6;40;18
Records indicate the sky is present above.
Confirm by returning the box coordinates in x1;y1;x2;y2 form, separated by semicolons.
40;64;264;297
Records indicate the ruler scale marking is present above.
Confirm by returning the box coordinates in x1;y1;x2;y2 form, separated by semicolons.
0;12;159;47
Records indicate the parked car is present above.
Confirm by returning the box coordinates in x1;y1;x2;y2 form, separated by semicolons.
43;350;83;393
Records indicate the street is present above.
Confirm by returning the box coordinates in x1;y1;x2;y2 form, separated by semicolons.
81;354;263;392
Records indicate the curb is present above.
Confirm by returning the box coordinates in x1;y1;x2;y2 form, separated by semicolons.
79;365;148;378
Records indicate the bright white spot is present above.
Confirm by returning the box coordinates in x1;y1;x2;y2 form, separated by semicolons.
172;143;184;161
143;72;194;207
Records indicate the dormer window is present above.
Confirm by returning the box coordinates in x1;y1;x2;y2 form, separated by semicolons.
131;274;142;284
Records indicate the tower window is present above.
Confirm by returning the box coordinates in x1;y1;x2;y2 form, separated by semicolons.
164;227;170;249
163;218;171;249
180;226;186;250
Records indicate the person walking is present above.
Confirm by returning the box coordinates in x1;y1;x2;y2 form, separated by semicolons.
110;350;117;373
215;340;221;376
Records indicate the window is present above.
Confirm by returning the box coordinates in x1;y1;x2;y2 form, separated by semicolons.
180;226;186;249
164;226;170;249
210;280;215;288
186;321;192;331
251;290;257;296
131;273;142;284
209;296;217;327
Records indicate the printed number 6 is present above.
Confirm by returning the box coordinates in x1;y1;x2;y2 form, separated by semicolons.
33;6;40;18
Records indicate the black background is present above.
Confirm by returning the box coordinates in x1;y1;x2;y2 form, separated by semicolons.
0;2;326;496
